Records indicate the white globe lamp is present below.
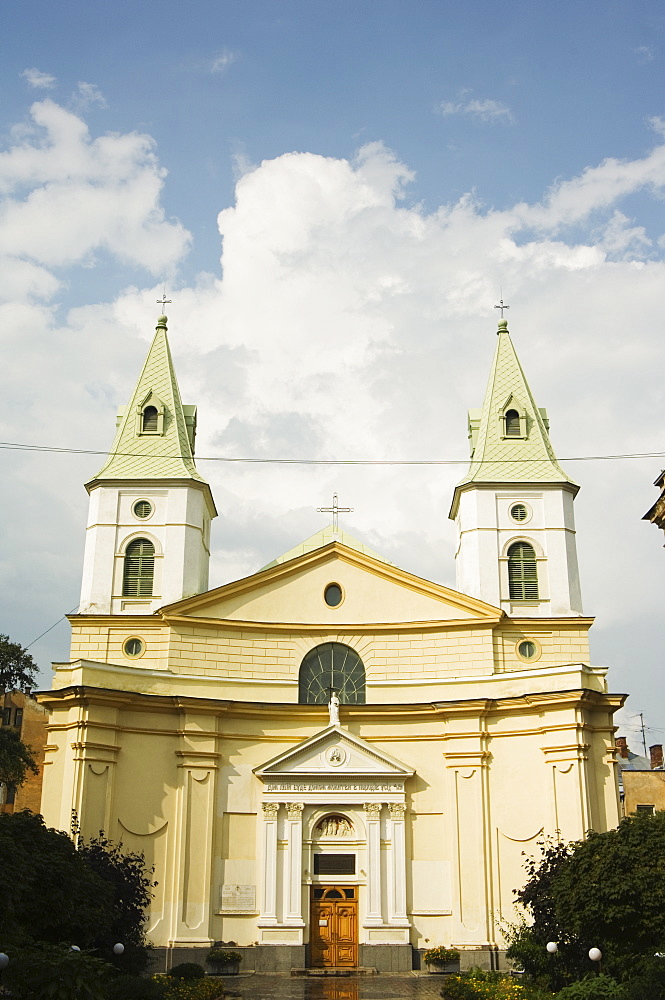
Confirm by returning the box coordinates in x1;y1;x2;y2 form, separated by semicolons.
546;942;558;955
589;947;602;963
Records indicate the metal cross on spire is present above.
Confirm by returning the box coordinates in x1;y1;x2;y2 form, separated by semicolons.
494;296;510;319
157;290;172;312
317;493;354;532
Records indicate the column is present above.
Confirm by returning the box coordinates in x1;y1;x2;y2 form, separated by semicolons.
260;801;279;924
285;802;305;925
387;803;409;925
364;802;383;925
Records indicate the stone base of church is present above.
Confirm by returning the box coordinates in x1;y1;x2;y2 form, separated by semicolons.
148;943;418;973
358;944;412;971
458;946;504;972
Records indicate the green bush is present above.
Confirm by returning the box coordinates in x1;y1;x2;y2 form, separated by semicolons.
441;968;553;999
167;962;205;979
207;946;242;965
2;941;112;1000
106;974;167;999
153;976;223;1000
424;945;460;964
554;975;625;999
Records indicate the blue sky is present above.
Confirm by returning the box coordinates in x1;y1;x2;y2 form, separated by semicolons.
3;0;665;751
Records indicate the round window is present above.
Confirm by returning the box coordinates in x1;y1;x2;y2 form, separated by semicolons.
123;637;144;658
518;640;537;660
510;503;529;522
133;500;153;519
324;583;343;608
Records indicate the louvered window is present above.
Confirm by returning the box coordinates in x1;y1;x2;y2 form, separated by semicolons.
123;539;155;597
505;409;520;436
298;643;366;705
142;406;158;432
508;542;538;601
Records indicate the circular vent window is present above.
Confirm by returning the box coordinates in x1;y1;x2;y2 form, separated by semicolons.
324;583;343;608
517;640;538;660
123;637;144;658
510;503;529;522
133;500;153;519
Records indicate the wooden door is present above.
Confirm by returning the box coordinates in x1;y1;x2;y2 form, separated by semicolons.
310;886;358;968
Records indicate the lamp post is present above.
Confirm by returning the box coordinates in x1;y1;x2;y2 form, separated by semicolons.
589;947;602;975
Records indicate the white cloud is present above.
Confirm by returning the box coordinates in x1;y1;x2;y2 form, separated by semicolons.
3;103;665;738
211;49;238;73
635;45;654;64
437;96;514;123
20;68;56;89
0;99;190;276
72;82;108;111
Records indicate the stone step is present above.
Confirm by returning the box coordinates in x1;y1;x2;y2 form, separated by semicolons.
291;967;378;977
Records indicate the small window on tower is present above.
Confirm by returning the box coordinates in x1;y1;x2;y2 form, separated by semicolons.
142;406;159;432
122;539;155;597
505;409;521;436
508;542;539;601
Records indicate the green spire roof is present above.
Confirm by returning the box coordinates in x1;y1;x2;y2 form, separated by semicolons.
89;315;207;485
451;319;576;506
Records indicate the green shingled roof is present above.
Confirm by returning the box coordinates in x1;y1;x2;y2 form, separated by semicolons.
90;316;207;484
454;319;575;492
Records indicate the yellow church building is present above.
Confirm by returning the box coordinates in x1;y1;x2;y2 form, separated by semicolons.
37;314;624;972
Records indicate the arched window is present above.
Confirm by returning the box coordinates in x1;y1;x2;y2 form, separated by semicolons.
298;642;366;705
505;409;521;436
508;542;538;601
142;405;159;432
123;538;155;597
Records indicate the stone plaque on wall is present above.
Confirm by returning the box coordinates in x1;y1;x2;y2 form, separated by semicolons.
219;883;257;913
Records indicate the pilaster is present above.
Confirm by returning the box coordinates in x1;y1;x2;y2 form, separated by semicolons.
259;802;280;925
364;802;383;925
285;802;305;925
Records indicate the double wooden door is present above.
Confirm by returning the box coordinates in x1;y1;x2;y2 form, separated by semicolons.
310;885;358;967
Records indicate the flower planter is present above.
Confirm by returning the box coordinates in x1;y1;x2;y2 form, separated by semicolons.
214;963;240;975
426;960;460;974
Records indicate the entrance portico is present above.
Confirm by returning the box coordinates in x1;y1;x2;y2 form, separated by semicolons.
254;725;414;966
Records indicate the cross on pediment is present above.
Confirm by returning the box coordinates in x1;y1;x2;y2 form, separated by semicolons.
317;493;353;532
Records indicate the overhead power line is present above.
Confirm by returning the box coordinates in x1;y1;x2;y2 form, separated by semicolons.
0;439;664;466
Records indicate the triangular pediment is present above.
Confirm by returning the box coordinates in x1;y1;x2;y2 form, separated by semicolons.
159;540;503;626
254;725;414;781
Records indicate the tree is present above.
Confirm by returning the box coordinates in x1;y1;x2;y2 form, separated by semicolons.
73;814;157;972
0;811;114;947
507;812;665;988
0;634;37;693
0;726;38;787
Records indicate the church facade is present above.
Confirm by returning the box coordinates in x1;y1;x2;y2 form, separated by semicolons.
38;315;623;971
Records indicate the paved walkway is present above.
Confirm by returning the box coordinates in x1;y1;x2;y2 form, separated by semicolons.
220;972;445;1000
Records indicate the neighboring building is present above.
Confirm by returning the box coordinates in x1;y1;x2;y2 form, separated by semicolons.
616;737;665;815
642;470;665;542
0;691;49;814
37;314;624;972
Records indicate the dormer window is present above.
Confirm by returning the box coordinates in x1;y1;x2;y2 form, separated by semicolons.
137;394;165;436
142;406;158;432
505;409;520;436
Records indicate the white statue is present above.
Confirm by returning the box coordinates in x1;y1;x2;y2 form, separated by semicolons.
328;691;340;726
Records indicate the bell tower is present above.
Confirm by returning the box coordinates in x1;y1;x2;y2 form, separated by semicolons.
79;314;217;614
449;318;582;617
